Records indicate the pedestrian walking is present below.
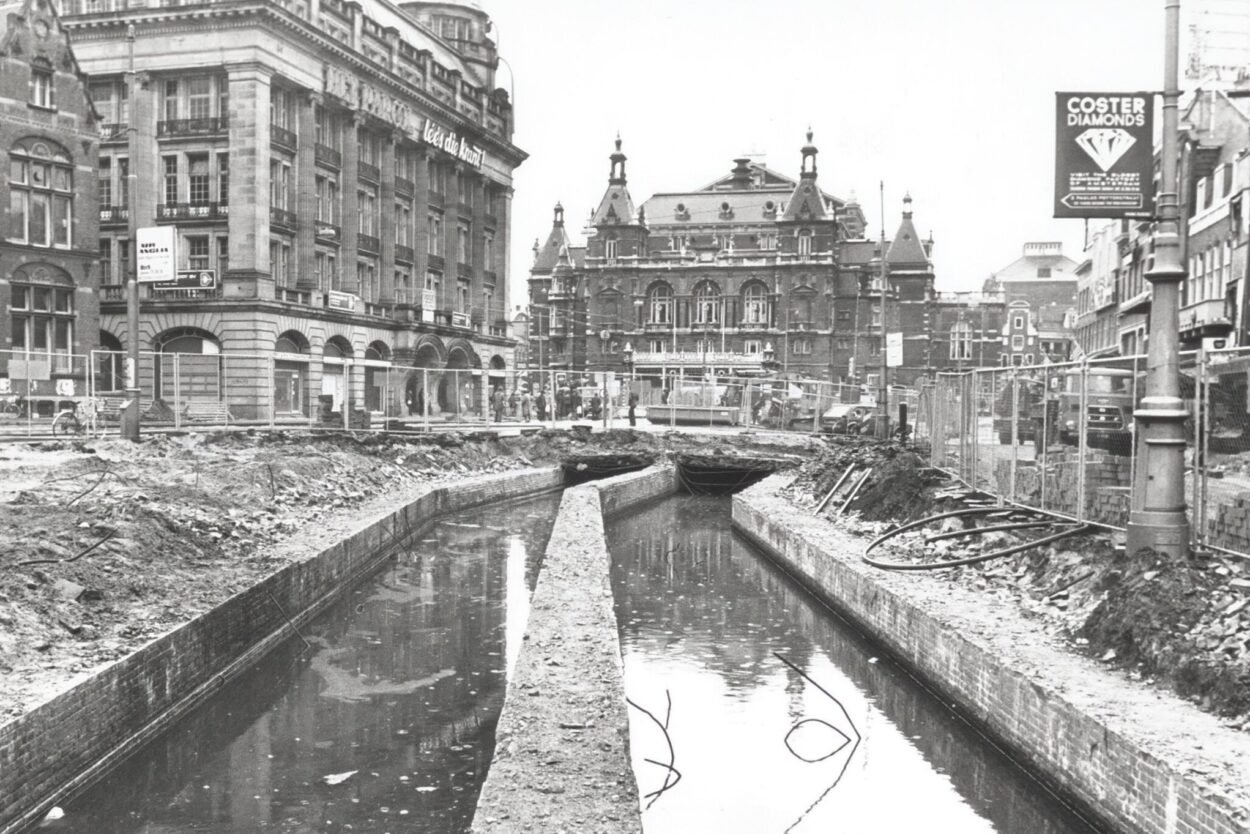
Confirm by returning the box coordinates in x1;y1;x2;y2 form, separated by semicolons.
628;391;638;427
521;388;533;421
492;387;505;422
536;390;547;421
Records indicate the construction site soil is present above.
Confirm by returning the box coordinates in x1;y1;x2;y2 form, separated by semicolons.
3;428;1246;754
783;438;1250;729
0;428;808;721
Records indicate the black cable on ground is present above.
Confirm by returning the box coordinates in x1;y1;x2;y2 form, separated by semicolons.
865;505;1090;570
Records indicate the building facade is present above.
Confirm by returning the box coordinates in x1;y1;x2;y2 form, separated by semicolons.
60;0;524;419
528;135;972;393
982;242;1078;366
0;0;100;413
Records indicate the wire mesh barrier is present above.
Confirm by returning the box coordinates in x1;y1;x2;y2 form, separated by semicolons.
920;352;1250;561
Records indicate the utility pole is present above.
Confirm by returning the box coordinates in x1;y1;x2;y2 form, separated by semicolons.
1127;0;1190;559
121;24;141;442
876;180;890;437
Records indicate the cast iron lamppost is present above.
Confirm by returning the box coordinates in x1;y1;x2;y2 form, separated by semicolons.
1127;0;1190;559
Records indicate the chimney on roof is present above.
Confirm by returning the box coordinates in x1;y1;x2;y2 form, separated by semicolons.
731;158;752;189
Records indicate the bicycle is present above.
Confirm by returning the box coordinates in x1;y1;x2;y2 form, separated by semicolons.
51;399;98;437
0;395;28;418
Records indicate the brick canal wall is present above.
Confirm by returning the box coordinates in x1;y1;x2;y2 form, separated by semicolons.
471;465;675;834
733;476;1250;834
0;468;563;834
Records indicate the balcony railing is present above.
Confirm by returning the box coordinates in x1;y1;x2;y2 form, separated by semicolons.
99;284;126;302
270;124;297;150
395;244;415;263
364;301;392;318
270;206;297;229
147;283;223;300
315;143;342;168
157;116;228;138
357;161;380;183
99;206;129;224
357;233;380;254
99;123;128;141
158;202;228;221
634;350;760;367
315;222;341;242
395;176;414;196
275;286;313;305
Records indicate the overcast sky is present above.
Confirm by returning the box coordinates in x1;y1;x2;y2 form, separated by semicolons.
488;0;1172;308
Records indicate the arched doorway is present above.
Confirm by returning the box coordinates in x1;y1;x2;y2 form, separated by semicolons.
321;336;354;415
363;340;391;413
274;331;310;416
440;341;479;416
405;336;444;418
154;327;222;404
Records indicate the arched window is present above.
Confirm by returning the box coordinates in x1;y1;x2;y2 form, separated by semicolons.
742;283;769;325
693;281;720;324
7;139;74;248
797;228;813;258
604;234;618;262
647;283;672;325
9;264;74;369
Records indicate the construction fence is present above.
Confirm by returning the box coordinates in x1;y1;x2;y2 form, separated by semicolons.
0;348;915;438
911;348;1250;561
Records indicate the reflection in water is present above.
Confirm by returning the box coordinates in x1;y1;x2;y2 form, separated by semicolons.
52;492;561;834
607;496;1105;834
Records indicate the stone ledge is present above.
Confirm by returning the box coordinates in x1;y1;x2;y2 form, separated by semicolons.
732;475;1250;834
472;465;675;834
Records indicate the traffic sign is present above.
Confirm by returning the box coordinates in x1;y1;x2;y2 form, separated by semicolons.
151;270;216;291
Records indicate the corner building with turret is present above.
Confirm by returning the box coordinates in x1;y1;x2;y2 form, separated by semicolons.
529;134;949;391
60;0;524;420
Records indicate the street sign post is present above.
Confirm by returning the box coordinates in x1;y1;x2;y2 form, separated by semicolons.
151;270;216;292
1054;92;1154;219
136;226;177;282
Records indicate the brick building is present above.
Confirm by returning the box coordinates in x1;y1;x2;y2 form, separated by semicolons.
528;135;969;392
982;242;1078;366
0;0;100;413
60;0;524;419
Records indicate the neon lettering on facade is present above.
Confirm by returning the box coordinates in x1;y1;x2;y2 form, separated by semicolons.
422;120;484;167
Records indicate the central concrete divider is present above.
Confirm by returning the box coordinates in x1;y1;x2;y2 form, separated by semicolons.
0;468;563;834
472;465;676;833
733;475;1250;834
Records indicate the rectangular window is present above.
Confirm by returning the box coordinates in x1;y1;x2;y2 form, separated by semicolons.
797;232;812;257
163;79;178;121
428;211;444;255
117;158;129;207
425;269;441;295
217;236;229;275
457;220;471;264
484;231;494;271
31;68;54;109
187;76;212;119
1011;334;1025;351
791;339;812;355
457;278;470;312
188;154;210;203
270;160;290;210
98;158;112;207
163;155;178;204
744;339;762;355
100;238;112;284
118;238;130;280
187;235;210;270
217;153;229;205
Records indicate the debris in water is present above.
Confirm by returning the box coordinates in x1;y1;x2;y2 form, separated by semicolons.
42;807;64;822
323;770;358;786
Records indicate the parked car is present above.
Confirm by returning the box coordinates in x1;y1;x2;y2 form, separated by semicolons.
820;403;876;435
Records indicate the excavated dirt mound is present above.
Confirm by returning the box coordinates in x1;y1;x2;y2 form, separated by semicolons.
782;439;1250;727
0;428;814;720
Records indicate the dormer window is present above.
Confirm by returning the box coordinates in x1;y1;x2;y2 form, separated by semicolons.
674;203;690;221
762;200;777;219
718;201;734;220
604;234;618;262
797;229;813;258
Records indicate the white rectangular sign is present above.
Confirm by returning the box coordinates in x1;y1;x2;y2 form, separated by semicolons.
886;332;904;368
136;226;177;283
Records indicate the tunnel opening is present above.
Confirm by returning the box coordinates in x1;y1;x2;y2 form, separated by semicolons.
560;452;657;485
674;452;792;495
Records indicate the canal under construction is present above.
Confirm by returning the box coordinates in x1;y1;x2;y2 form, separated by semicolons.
33;479;1104;833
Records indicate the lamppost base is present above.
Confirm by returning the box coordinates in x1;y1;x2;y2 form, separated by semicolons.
1125;511;1190;560
119;388;141;442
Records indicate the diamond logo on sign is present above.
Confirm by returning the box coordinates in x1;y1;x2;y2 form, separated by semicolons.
1075;128;1136;172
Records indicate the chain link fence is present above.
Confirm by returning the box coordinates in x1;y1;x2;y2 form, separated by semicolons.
917;352;1250;561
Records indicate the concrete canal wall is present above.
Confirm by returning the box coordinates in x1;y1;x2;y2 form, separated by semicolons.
472;465;675;834
0;468;563;834
733;475;1250;834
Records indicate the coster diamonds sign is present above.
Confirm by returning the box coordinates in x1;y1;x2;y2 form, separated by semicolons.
1054;92;1154;219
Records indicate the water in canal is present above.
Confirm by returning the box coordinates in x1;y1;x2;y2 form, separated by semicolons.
607;495;1107;834
50;491;563;834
